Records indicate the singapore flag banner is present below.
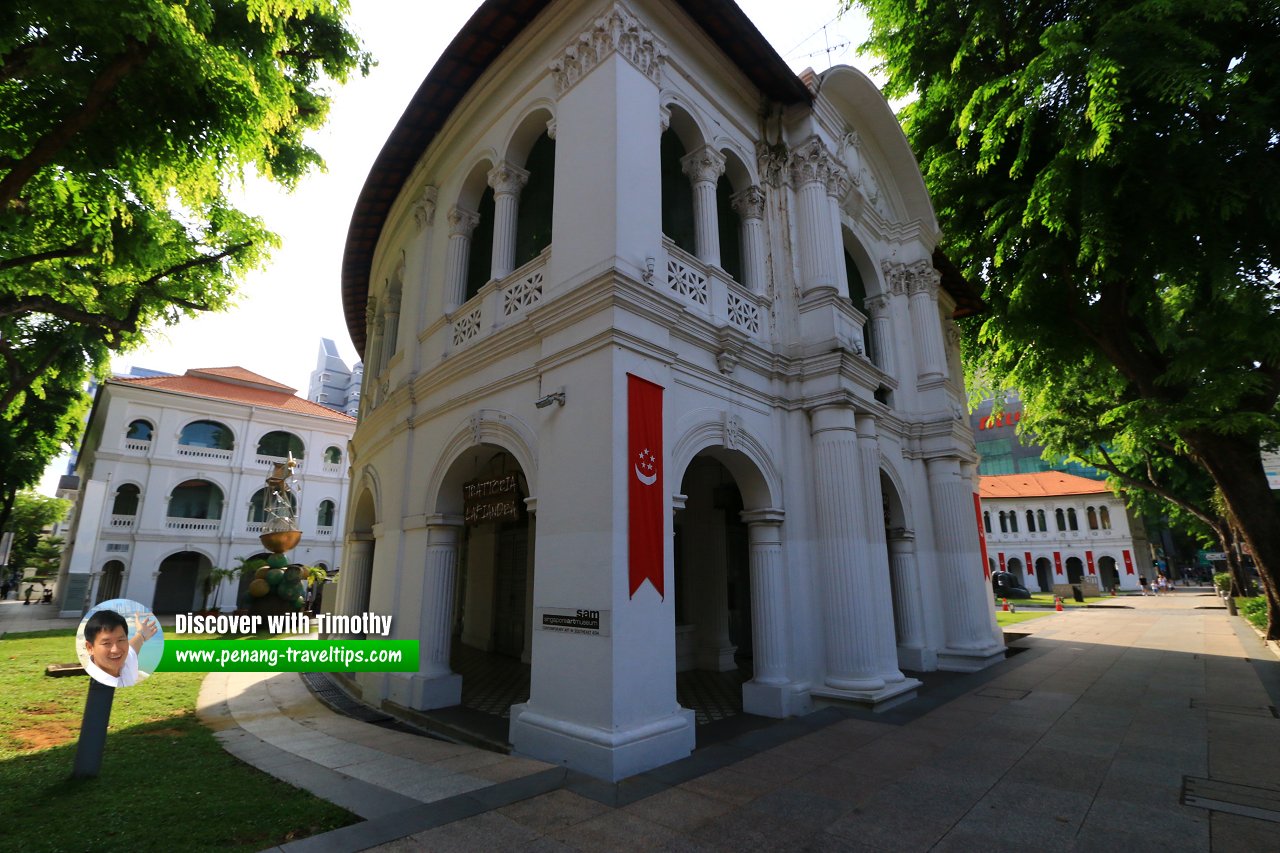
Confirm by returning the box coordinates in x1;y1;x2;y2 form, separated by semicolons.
628;374;664;599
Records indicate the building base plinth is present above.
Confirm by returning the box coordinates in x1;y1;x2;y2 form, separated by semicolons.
509;703;696;782
937;644;1006;673
694;645;738;673
896;645;936;672
742;680;812;718
389;671;462;711
811;676;921;711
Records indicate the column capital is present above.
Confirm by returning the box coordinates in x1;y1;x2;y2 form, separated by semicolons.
448;206;480;237
425;513;465;529
681;145;726;185
907;260;941;297
865;293;892;318
787;135;841;187
488;161;530;196
855;412;879;438
826;163;854;201
809;402;858;434
412;185;438;231
730;185;766;220
740;508;785;526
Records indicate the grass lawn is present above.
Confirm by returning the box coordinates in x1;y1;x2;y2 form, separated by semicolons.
996;610;1053;626
1025;592;1113;607
0;629;355;852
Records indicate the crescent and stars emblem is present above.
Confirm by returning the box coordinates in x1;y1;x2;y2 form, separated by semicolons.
634;447;658;486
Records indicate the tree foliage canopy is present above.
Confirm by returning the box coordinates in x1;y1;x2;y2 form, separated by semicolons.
3;490;70;573
849;0;1280;632
0;0;369;505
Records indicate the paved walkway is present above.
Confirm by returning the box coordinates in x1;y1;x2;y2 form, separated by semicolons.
9;589;1279;851
0;596;81;635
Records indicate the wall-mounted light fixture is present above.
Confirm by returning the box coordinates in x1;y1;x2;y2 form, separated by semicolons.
535;388;567;409
642;257;656;285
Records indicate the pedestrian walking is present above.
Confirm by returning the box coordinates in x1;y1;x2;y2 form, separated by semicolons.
1139;575;1150;595
0;581;9;600
23;585;33;605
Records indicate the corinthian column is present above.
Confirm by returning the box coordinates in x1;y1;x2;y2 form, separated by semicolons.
908;262;946;381
855;415;905;683
338;536;374;636
887;529;925;648
681;145;726;268
810;405;883;691
405;516;465;708
864;294;893;373
740;509;787;685
731;185;767;293
927;456;999;650
789;137;840;296
444;207;480;311
488;162;529;281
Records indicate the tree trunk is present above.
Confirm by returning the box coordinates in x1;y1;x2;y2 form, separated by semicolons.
1184;429;1280;639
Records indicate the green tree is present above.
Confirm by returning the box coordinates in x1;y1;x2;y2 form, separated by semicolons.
0;0;370;488
849;0;1280;636
3;490;70;573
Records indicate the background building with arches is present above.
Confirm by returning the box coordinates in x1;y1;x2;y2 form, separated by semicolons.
333;0;1002;781
55;366;355;617
978;472;1151;595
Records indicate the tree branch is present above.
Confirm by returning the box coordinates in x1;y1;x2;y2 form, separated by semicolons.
0;243;94;271
1090;446;1217;529
0;37;152;208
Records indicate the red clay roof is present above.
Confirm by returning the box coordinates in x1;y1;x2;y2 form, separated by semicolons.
979;472;1112;499
111;368;355;423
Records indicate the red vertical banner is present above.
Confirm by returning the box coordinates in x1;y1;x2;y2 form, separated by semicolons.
974;493;990;578
1122;549;1135;575
628;374;664;598
1024;552;1034;577
998;552;1006;572
1086;550;1096;575
1053;551;1063;576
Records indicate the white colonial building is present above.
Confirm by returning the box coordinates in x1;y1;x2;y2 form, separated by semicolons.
332;0;1003;780
978;472;1152;595
56;367;355;617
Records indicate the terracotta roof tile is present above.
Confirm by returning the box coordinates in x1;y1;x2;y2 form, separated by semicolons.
112;368;355;423
979;472;1112;499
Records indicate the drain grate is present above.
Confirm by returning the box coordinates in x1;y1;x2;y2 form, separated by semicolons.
1183;777;1280;823
976;687;1030;700
1190;698;1279;719
302;671;394;723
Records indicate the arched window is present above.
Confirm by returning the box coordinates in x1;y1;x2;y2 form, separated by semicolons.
1055;508;1066;531
1026;510;1036;532
465;186;496;302
178;420;233;450
1037;509;1047;532
1087;506;1098;530
323;446;342;465
317;500;336;528
126;419;153;441
983;511;991;533
257;430;304;460
248;488;297;523
660;130;696;254
844;249;875;364
1009;511;1019;533
1099;506;1111;529
715;175;742;282
1067;508;1079;531
168;480;224;520
998;511;1008;533
112;484;140;516
514;133;555;267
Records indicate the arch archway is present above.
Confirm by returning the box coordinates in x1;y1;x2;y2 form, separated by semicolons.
153;551;212;614
1066;556;1085;585
97;560;125;604
1098;556;1120;591
1035;557;1054;593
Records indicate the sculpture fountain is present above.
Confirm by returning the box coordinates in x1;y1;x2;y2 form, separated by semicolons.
243;454;308;616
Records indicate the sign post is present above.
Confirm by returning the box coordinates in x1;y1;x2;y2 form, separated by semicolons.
71;678;115;778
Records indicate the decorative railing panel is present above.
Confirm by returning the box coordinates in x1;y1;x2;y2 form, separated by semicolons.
503;268;544;317
452;309;482;347
726;288;761;334
108;515;136;529
666;249;708;306
165;519;220;532
176;446;233;461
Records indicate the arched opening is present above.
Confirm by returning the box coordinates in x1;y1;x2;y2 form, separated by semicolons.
465;187;496;302
1026;510;1035;532
514;132;555;267
126;419;153;441
324;446;342;465
1035;557;1054;593
1099;506;1111;530
983;511;991;533
1099;556;1120;591
660;130;696;254
153;551;212;614
1066;556;1085;585
1067;508;1079;531
97;560;125;604
1087;507;1098;531
1037;509;1047;532
999;511;1008;533
178;420;233;450
715;175;742;282
1007;557;1023;576
257;430;304;460
1009;511;1019;533
1055;508;1066;531
345;487;378;623
317;499;336;528
112;484;140;517
168;479;224;520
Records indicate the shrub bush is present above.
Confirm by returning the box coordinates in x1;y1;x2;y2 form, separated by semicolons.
1213;572;1232;594
1240;596;1268;631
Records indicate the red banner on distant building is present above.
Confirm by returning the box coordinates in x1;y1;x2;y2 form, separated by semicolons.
1086;550;1096;575
998;552;1006;572
1053;551;1063;576
1024;552;1034;577
628;374;664;598
1122;550;1135;575
974;494;990;578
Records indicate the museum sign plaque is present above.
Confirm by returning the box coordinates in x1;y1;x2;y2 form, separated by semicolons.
463;474;520;526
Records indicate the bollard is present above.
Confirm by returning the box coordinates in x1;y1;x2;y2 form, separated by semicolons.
72;678;115;778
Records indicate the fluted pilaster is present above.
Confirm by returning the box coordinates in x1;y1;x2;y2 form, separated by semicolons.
731;186;767;293
789;137;841;295
927;457;996;649
488;162;529;281
340;538;374;637
681;146;726;268
865;294;894;374
742;510;787;685
811;405;883;691
856;415;905;683
888;530;925;648
908;263;946;380
445;207;480;311
419;519;462;678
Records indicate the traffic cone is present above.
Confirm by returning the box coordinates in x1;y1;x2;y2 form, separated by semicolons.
1002;598;1010;612
1055;596;1064;612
